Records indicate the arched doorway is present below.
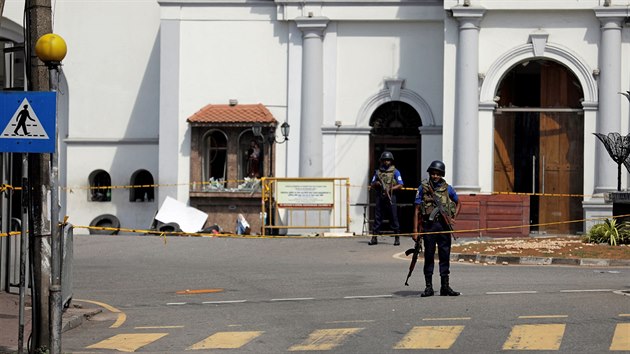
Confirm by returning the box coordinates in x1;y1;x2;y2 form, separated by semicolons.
494;59;584;234
369;101;422;235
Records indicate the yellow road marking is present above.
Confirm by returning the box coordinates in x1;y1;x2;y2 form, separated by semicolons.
288;328;363;351
620;314;630;317
74;298;126;328
610;323;630;351
422;317;471;321
188;331;264;350
503;324;565;350
394;326;464;349
518;315;568;319
86;333;167;352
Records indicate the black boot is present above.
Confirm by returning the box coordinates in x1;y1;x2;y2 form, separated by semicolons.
368;236;378;245
420;275;434;297
440;275;460;296
393;236;400;246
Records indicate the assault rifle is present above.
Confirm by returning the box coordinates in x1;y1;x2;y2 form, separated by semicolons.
404;240;422;286
374;171;393;205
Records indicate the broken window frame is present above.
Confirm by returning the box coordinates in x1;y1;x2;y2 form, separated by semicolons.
202;129;228;190
129;169;155;202
88;169;112;202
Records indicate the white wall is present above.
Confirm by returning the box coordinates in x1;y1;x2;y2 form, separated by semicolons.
335;21;444;128
54;2;161;139
65;144;158;233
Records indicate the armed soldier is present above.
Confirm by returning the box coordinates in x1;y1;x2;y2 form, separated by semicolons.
412;160;461;296
369;151;403;246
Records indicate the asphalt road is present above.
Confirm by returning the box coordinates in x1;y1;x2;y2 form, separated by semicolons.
61;235;629;353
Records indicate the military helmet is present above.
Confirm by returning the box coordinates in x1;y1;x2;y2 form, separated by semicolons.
380;151;394;161
427;160;446;176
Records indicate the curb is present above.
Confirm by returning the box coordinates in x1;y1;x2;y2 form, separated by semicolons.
61;306;102;333
450;253;630;266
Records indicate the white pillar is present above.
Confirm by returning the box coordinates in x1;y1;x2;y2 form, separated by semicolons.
594;8;624;194
296;17;328;177
158;19;184;204
451;6;485;193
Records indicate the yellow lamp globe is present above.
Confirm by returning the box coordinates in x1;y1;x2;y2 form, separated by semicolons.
35;33;67;63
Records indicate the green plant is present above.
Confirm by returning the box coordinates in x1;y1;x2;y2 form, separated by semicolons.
585;218;630;245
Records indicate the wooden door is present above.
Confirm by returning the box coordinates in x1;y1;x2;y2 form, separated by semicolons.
493;60;584;234
493;114;515;192
538;112;583;234
539;63;583;234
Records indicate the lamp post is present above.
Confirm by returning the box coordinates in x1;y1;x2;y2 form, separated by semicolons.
35;32;67;354
253;122;290;177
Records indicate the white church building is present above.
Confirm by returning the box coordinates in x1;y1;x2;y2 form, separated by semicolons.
1;0;628;236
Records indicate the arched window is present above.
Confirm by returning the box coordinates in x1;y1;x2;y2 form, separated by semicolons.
203;130;228;186
129;169;154;202
88;170;112;202
238;130;263;179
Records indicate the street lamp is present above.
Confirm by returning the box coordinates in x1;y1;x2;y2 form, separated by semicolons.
252;122;290;177
35;32;66;354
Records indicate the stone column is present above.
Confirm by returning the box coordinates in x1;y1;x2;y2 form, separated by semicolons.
451;6;485;193
594;8;624;194
296;17;328;177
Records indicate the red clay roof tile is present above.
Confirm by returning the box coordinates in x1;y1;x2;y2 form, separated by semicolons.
187;103;277;124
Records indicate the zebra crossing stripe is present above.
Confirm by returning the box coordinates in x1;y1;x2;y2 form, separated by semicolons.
609;323;630;351
502;324;565;350
288;328;363;351
187;331;264;350
393;325;464;349
80;322;626;351
86;333;168;352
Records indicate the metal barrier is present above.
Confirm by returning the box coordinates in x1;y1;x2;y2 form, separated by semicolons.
5;221;72;308
261;177;350;236
62;224;73;307
8;218;27;293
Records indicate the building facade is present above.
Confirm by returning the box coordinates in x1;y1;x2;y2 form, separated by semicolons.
1;0;628;236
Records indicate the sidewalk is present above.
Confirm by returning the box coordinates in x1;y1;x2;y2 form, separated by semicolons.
450;252;630;266
0;291;100;354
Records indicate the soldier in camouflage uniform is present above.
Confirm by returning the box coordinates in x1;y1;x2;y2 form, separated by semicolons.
369;151;403;246
413;160;461;297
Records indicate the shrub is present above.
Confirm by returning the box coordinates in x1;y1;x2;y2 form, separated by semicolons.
584;218;630;245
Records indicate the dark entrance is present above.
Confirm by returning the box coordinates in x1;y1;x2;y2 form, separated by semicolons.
369;101;421;237
494;59;584;234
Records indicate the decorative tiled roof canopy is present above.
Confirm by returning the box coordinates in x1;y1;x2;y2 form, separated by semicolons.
187;103;277;125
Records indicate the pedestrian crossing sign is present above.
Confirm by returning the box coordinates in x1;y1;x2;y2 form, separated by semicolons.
0;92;56;153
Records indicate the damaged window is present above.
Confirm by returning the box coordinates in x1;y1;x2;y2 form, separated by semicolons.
130;169;154;202
203;130;228;188
89;170;112;202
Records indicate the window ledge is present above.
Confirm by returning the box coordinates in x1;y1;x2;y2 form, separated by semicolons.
190;191;262;199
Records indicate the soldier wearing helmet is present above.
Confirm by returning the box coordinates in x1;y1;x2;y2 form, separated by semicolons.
369;151;404;246
412;160;461;297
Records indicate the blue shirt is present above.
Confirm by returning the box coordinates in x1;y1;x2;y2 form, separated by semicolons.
414;180;458;205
